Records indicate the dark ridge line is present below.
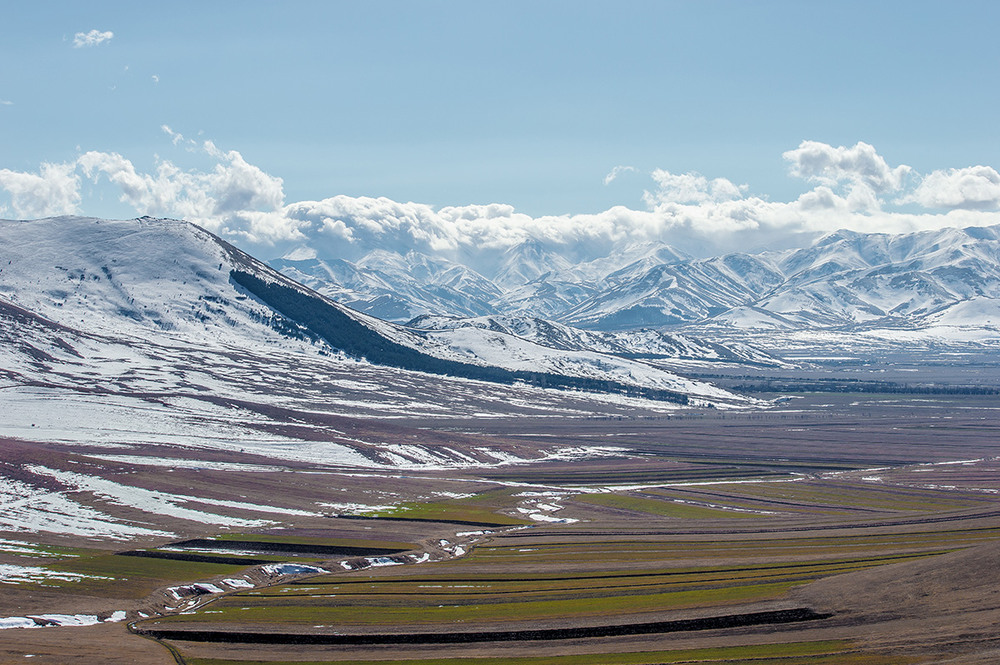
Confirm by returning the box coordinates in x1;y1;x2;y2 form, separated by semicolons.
228;268;690;405
169;538;408;557
115;550;286;566
137;608;830;645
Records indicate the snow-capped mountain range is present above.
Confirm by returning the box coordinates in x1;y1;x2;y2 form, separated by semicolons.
273;224;1000;336
0;217;760;410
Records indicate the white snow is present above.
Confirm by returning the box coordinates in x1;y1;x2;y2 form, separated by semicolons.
0;611;127;630
26;466;274;528
0;474;173;540
222;578;255;589
0;564;111;586
83;454;286;473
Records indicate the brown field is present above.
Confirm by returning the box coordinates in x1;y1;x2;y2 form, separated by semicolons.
2;390;1000;664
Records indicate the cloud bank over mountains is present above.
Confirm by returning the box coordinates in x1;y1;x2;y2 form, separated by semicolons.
2;131;1000;266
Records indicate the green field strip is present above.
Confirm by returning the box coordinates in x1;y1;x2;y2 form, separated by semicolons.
702;481;989;512
468;527;1000;559
150;554;942;628
482;467;791;486
212;533;416;551
574;493;764;519
184;639;910;665
639;488;845;515
254;553;944;599
371;497;531;526
149;579;805;626
460;542;950;565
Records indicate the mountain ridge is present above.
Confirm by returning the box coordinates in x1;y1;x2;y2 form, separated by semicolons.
0;216;756;408
269;224;1000;337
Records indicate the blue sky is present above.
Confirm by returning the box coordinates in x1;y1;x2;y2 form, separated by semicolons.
3;1;1000;258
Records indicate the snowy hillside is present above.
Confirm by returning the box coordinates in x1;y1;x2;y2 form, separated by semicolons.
408;314;783;366
0;216;752;408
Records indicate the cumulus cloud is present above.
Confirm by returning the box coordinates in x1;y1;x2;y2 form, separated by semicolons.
3;138;1000;261
74;145;293;243
0;163;80;218
73;29;114;48
643;170;747;206
902;165;1000;211
784;140;912;193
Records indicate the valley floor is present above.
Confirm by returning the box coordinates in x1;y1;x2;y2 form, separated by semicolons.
2;360;1000;663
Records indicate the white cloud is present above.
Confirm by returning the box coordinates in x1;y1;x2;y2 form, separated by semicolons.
903;166;1000;211
151;75;160;84
783;140;912;206
73;29;114;48
0;163;80;218
643;170;747;206
0;100;12;106
77;149;293;243
603;165;637;185
3;138;999;260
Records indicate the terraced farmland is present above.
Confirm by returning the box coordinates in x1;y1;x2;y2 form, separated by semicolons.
132;411;1000;664
4;393;1000;664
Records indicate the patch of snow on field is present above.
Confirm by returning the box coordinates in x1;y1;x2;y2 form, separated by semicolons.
0;564;111;585
477;449;527;464
83;454;286;473
0;474;172;540
0;611;128;630
541;446;629;461
167;583;226;599
0;617;38;629
26;466;272;528
525;513;579;523
317;502;398;514
222;578;255;589
0;387;294;449
515;491;569;497
28;615;100;627
0;539;62;557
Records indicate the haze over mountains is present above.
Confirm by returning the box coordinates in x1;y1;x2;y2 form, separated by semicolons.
273;224;1000;339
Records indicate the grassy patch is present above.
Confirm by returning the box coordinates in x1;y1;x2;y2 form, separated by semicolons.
154;550;921;628
46;552;247;598
575;493;761;518
373;490;532;525
151;579;802;625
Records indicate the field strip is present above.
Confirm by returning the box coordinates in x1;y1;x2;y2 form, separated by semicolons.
135;607;829;644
